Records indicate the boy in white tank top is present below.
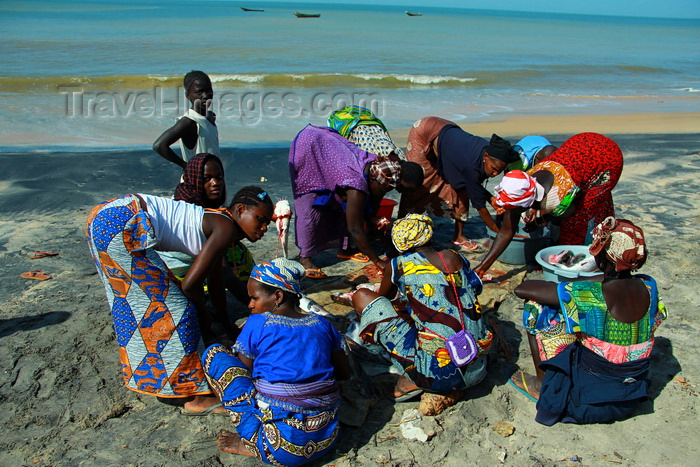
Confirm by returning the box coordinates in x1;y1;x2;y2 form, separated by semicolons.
153;70;221;169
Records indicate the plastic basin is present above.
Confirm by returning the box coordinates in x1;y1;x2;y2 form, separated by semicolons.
377;198;397;219
487;225;549;265
536;245;601;282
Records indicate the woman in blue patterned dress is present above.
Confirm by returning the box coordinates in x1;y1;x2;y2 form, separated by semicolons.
351;214;493;415
202;258;351;466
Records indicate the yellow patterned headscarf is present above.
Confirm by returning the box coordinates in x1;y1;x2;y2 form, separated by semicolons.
391;214;433;253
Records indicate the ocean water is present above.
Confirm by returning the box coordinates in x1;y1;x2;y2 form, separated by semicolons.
1;0;699;151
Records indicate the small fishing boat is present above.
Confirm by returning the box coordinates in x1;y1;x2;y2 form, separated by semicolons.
240;7;264;12
294;11;320;18
405;11;422;16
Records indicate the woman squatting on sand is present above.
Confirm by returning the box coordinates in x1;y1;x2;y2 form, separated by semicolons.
475;132;624;277
202;258;351;466
85;186;272;414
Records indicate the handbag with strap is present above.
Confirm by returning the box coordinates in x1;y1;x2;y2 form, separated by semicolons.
432;252;479;367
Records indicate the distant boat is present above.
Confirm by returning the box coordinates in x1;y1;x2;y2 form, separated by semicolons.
294;11;320;18
405;11;422;16
240;7;264;12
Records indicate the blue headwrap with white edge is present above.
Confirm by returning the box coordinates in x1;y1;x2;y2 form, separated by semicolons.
513;136;552;170
250;258;305;295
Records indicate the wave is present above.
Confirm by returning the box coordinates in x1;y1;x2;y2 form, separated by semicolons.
209;73;477;87
0;66;690;95
0;73;477;92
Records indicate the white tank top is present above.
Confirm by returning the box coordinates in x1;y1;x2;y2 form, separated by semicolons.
178;109;221;161
140;194;207;256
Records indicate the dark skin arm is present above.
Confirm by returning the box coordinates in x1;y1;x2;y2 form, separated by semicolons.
513;280;559;391
477;206;499;233
376;260;398;298
345;188;387;270
331;350;352;381
222;259;250;304
474;207;523;276
152;117;198;169
514;280;560;306
181;213;235;342
206;259;239;339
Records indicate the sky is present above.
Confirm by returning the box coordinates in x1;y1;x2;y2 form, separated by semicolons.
242;0;700;19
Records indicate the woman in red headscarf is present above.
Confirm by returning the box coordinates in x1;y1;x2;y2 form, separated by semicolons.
475;132;623;277
164;153;252;337
508;217;667;425
174;152;226;208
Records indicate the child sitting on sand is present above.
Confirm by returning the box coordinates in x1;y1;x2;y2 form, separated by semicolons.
153;70;220;169
202;258;351;466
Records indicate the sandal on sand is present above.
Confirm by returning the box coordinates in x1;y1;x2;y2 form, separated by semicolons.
509;370;539;402
180;402;227;416
453;239;480;251
337;252;371;263
395;388;423;402
393;376;424;402
305;268;328;279
20;270;51;281
30;251;59;259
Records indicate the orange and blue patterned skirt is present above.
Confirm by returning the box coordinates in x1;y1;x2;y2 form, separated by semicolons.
85;194;210;397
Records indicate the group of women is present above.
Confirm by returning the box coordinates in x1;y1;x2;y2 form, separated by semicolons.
86;98;666;466
351;211;665;426
86;149;350;464
290;112;625;284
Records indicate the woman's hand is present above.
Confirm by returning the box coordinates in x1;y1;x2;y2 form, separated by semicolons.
521;209;537;224
371;216;391;233
373;258;388;271
490;197;505;215
522;221;539;233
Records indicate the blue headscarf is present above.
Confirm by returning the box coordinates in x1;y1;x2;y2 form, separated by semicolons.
250;258;305;294
510;136;552;171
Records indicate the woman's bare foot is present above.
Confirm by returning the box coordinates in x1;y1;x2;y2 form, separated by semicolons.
183;395;226;414
218;430;255;456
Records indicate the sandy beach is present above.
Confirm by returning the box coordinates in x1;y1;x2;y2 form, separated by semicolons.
1;115;699;466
